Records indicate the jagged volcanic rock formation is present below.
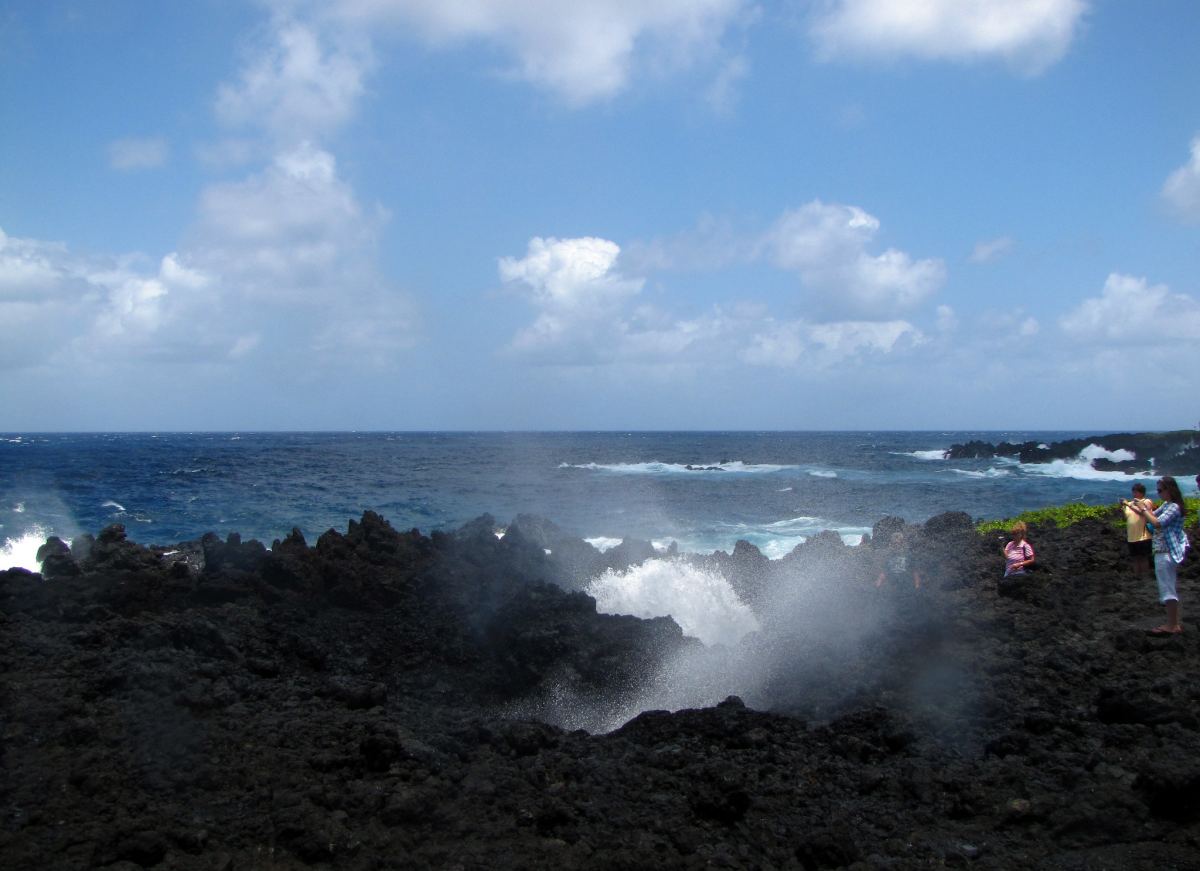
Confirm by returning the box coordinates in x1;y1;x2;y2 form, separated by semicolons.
946;430;1200;476
4;509;1200;869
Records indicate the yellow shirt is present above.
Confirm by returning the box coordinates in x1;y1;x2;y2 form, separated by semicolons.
1123;498;1154;542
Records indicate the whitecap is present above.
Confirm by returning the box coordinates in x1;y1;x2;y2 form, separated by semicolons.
946;467;1012;479
1021;458;1150;482
1078;443;1136;463
899;449;950;460
13;502;25;514
101;500;126;512
584;536;622;553
808;470;838;478
561;460;798;475
586;558;759;647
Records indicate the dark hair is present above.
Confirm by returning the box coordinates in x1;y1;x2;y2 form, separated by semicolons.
1132;483;1146;495
1158;476;1186;513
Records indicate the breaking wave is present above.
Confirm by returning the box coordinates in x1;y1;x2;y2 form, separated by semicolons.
586;558;760;647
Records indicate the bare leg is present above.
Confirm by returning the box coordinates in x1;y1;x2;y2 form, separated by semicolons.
1166;599;1181;631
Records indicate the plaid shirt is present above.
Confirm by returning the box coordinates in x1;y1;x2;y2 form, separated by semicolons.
1151;501;1189;563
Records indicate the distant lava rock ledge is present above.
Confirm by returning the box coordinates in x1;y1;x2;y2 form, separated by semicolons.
946;429;1200;475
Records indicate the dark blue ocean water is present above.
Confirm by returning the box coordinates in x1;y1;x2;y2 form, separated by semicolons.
0;430;1168;570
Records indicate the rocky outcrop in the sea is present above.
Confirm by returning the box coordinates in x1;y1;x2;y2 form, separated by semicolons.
5;509;1200;869
946;430;1200;476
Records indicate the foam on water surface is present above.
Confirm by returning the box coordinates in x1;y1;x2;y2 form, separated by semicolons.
586;557;760;647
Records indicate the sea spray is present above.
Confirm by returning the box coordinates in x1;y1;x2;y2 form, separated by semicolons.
586;557;760;648
1;526;60;572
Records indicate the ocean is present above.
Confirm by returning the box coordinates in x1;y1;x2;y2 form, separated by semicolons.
1;430;1163;572
1;429;1173;658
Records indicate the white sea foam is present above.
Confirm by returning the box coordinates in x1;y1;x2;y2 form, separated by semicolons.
777;486;794;492
1;526;63;572
586;558;760;647
663;515;870;558
561;460;798;475
1079;443;1136;463
808;470;838;478
947;467;1012;479
584;536;622;552
102;500;125;512
13;502;25;514
902;449;950;460
1021;458;1149;482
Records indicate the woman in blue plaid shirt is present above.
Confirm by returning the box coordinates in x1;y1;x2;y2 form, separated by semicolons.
1130;476;1189;635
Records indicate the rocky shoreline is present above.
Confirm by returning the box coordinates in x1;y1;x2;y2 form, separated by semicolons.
4;510;1200;869
946;430;1200;476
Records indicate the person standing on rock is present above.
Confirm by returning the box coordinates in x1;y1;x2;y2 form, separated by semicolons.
1001;521;1035;580
1129;476;1189;635
1121;483;1155;576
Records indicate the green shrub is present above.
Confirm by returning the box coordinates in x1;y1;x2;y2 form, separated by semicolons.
976;497;1200;533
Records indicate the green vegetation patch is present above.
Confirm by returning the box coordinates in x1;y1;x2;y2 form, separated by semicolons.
977;497;1200;533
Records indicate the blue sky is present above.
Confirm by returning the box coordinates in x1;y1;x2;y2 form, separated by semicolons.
2;0;1198;431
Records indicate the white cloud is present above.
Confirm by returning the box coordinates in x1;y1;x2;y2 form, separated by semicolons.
742;318;922;368
321;0;748;105
188;141;417;362
499;232;932;372
500;236;643;353
809;0;1088;74
216;18;371;143
0;228;68;298
107;137;169;171
765;200;945;317
0;228;225;369
969;236;1014;263
0;143;417;373
1060;273;1200;342
1162;136;1200;222
191;142;382;301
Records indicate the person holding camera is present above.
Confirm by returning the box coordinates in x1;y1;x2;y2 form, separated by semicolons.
1128;476;1189;635
1121;482;1155;576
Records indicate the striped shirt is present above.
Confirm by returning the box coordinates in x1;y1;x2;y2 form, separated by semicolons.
1004;540;1034;576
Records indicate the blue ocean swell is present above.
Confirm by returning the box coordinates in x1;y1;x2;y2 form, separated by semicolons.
0;430;1154;566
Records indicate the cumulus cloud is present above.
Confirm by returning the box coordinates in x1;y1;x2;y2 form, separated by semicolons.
187;142;417;362
499;236;643;355
1060;273;1200;342
216;17;371;143
0;227;226;369
809;0;1088;74
320;0;747;105
500;232;932;372
0;146;416;374
1162;135;1200;222
764;201;945;317
191;142;384;301
107;137;169;171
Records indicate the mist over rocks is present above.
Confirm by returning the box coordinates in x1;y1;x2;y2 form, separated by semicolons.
947;429;1200;475
5;509;1200;868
